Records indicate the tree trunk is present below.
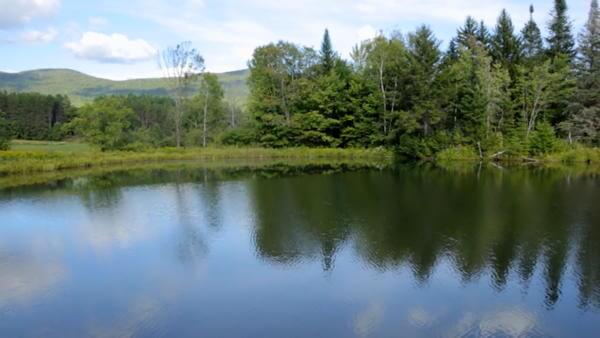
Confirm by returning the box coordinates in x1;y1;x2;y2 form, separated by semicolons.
379;58;387;134
203;91;209;148
174;100;182;148
280;78;290;123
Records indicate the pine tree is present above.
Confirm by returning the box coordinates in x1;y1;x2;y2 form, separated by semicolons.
457;16;479;48
521;5;544;63
446;38;459;61
320;29;336;74
570;0;600;145
547;0;575;61
406;25;443;136
577;0;600;97
477;21;492;49
0;111;9;150
491;9;522;77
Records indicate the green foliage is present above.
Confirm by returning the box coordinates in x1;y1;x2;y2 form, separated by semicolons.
255;113;293;148
0;147;393;176
219;127;256;146
248;41;319;146
404;25;443;137
521;5;544;64
292;111;340;147
0;111;9;150
67;97;136;151
569;0;600;146
320;29;337;74
456;16;479;48
529;121;558;155
184;73;227;146
547;0;576;61
436;145;479;162
542;145;600;163
503;123;529;158
3;6;597;164
0;91;73;140
491;9;522;77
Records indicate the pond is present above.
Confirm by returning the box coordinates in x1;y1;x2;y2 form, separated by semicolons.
0;163;598;337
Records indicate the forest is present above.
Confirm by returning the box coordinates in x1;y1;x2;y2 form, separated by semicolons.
0;0;598;161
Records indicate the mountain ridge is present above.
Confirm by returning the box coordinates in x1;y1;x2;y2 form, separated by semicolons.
0;68;249;106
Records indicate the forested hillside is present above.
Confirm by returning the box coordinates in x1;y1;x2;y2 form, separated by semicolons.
0;69;249;105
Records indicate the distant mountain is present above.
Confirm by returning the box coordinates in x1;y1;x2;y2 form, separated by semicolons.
0;68;249;106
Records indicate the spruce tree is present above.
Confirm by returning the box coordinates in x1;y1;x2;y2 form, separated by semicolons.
0;111;9;151
457;16;479;48
477;21;492;49
547;0;575;61
521;5;544;63
320;29;336;73
577;0;600;90
446;38;459;61
491;9;522;78
407;25;442;136
570;0;600;144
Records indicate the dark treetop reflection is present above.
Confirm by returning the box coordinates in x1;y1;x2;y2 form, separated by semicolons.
0;164;598;337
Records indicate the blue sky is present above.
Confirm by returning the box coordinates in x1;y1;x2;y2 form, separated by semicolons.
0;0;591;80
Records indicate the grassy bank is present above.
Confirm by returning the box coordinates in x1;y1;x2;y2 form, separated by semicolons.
0;146;392;176
9;140;93;153
436;145;600;164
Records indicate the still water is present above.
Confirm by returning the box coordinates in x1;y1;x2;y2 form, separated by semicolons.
0;164;598;337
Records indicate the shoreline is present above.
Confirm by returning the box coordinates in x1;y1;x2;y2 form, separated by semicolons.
1;146;598;179
0;147;393;176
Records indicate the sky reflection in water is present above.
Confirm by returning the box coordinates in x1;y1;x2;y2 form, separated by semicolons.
0;164;598;337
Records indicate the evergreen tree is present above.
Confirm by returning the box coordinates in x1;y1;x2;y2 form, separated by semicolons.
576;0;600;107
457;16;479;48
570;0;600;145
446;38;459;61
450;39;495;143
477;21;492;49
0;111;9;150
529;121;558;154
521;5;544;63
404;25;443;137
547;0;575;61
320;29;337;74
491;9;522;77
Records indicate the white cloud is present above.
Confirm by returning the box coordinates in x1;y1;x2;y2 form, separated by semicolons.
356;25;377;42
0;0;60;29
65;32;157;63
137;0;543;72
21;27;57;43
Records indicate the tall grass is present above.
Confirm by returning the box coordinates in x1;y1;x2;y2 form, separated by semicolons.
0;147;392;176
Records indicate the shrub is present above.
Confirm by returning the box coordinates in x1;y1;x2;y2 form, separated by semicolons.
0;112;10;151
436;145;480;162
219;128;256;146
529;121;558;155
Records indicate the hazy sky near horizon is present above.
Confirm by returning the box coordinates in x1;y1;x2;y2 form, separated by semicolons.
0;0;591;80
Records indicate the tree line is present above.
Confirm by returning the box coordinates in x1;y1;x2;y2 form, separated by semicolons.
0;0;598;156
0;75;236;151
239;0;599;159
0;91;73;146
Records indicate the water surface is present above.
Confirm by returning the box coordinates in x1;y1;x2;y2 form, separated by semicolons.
0;164;599;337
